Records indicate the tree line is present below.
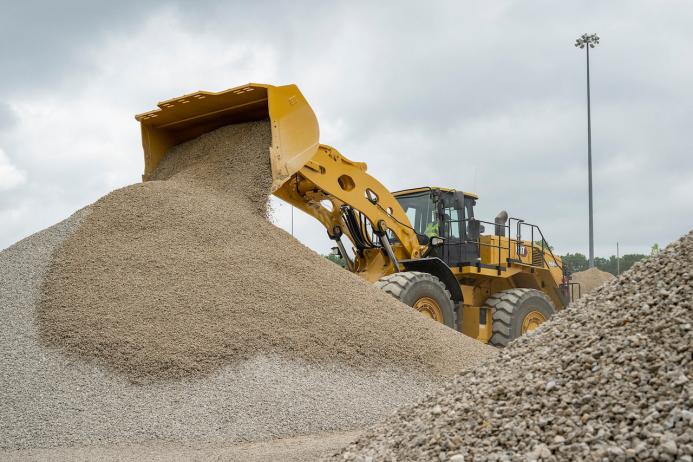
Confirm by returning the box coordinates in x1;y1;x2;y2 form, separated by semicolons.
560;252;647;276
326;244;657;277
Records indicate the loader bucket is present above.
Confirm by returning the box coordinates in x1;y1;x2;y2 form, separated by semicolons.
135;83;319;192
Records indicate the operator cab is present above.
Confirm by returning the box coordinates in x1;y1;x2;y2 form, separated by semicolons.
393;187;482;267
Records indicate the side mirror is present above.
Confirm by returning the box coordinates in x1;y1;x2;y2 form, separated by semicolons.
479;224;486;234
429;236;445;247
468;219;481;238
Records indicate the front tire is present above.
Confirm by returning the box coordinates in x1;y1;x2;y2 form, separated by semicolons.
486;288;555;347
376;271;456;329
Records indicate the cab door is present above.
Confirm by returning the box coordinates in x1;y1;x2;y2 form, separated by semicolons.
440;192;480;267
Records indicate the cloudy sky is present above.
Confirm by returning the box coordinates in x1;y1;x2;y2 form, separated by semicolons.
1;0;691;257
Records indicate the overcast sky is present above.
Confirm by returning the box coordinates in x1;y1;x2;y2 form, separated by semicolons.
1;0;691;257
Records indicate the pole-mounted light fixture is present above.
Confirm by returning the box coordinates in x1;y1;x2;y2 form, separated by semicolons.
575;33;600;268
575;33;600;49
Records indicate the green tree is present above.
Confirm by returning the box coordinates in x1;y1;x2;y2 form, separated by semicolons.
594;256;611;272
533;239;553;251
617;254;648;274
650;243;660;256
561;253;588;273
595;254;648;275
561;252;647;276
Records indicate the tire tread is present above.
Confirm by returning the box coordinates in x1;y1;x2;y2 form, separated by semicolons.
375;271;456;329
486;288;554;348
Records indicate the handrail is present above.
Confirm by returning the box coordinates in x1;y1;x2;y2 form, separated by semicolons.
443;217;564;275
442;217;508;269
508;217;564;273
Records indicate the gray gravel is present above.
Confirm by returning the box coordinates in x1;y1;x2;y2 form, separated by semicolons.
3;431;360;462
0;121;494;451
0;211;445;449
333;231;693;461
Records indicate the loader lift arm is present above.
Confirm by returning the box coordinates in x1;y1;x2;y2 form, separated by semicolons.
273;144;426;273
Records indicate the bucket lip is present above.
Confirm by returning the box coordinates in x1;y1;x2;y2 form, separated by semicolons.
134;83;275;124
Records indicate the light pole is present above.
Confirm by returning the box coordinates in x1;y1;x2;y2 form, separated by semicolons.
575;33;600;268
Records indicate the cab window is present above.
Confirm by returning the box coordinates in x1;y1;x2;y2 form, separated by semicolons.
464;196;476;237
395;192;436;236
442;207;460;238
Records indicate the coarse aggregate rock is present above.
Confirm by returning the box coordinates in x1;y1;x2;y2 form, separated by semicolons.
332;232;693;461
1;121;493;450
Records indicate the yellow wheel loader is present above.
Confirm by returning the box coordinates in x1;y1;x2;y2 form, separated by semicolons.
136;83;576;346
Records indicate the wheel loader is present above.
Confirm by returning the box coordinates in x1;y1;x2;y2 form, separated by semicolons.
136;83;576;346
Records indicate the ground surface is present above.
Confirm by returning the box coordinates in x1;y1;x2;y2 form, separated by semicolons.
1;431;359;462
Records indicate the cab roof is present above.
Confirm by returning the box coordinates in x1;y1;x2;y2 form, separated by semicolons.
393;186;479;200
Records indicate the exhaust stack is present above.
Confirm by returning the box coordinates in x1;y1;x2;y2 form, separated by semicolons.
494;210;508;237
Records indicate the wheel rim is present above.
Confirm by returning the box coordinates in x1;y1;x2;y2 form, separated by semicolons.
413;297;443;322
521;310;546;334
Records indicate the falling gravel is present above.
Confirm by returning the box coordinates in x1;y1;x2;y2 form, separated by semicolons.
1;120;493;450
334;232;693;461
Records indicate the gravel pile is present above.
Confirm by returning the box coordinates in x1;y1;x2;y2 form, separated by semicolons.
1;121;493;450
334;232;692;461
38;121;490;382
571;267;615;297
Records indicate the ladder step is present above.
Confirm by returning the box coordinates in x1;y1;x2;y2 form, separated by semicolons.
532;248;544;266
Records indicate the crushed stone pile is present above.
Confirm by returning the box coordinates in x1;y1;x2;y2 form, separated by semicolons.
571;266;615;297
334;232;693;461
37;120;491;382
1;121;493;450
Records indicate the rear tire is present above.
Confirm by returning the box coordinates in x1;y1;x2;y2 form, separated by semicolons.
486;288;555;347
376;271;456;329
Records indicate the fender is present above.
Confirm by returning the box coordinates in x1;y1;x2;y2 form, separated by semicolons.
399;257;462;303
